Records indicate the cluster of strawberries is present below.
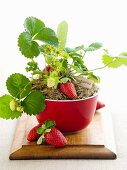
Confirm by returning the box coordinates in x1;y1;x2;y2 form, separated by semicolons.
27;120;67;146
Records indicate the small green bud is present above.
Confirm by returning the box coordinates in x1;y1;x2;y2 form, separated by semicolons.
50;71;58;77
16;106;24;112
47;77;56;88
61;52;70;59
9;100;16;111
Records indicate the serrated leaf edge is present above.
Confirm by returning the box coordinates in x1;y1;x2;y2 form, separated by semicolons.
18;32;40;59
6;73;31;99
0;94;22;120
22;90;45;115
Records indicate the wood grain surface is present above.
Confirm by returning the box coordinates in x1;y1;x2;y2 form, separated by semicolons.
9;110;117;160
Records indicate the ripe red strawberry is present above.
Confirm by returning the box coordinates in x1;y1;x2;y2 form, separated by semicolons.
60;82;77;99
96;101;105;110
45;127;67;146
27;124;41;141
37;120;67;146
43;65;52;72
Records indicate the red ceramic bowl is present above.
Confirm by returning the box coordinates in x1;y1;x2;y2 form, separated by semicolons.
36;94;98;133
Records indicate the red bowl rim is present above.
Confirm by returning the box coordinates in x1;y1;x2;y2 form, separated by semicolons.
45;92;98;102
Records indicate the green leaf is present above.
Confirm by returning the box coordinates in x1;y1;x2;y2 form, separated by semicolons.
70;65;83;73
70;52;83;58
45;120;56;129
25;60;40;73
103;52;127;67
61;52;70;59
37;120;55;135
72;55;88;71
57;21;68;50
27;60;38;68
64;47;75;53
44;54;52;64
37;125;46;134
22;91;45;115
102;54;122;68
109;58;122;68
87;72;100;83
39;45;45;53
34;28;58;47
119;52;127;57
102;54;114;64
102;51;127;68
0;95;21;119
62;59;68;68
119;58;127;66
85;42;102;51
103;49;109;54
75;45;84;51
60;77;71;83
18;32;40;59
24;17;45;36
6;73;32;99
65;45;84;54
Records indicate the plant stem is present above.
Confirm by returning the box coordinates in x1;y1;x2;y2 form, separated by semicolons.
83;51;86;57
84;61;114;73
43;54;47;68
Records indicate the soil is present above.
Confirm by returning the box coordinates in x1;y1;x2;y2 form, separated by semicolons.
32;76;98;100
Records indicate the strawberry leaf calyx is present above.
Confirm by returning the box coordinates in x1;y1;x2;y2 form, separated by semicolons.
37;134;45;145
59;77;71;84
37;120;56;144
37;124;46;134
45;120;56;129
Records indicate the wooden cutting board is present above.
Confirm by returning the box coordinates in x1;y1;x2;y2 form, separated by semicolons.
9;109;117;159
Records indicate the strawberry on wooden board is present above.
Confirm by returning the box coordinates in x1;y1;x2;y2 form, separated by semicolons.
59;82;77;99
45;127;67;146
96;101;105;110
37;120;67;147
27;124;41;141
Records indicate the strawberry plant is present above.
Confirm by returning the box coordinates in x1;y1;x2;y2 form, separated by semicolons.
0;16;127;120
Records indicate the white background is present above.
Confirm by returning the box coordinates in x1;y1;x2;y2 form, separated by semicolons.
0;0;127;99
0;0;127;170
